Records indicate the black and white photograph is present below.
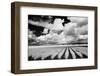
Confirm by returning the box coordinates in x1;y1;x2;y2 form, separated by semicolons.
11;2;97;73
28;15;88;61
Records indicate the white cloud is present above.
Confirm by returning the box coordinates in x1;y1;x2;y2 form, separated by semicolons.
30;17;88;44
75;25;88;35
63;18;88;41
64;22;77;35
78;35;88;40
37;33;59;43
67;16;88;36
28;20;39;26
28;19;51;28
51;18;64;31
68;17;88;27
58;32;77;43
42;28;49;34
28;18;64;31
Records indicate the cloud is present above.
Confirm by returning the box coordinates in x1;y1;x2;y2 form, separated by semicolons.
28;19;49;28
68;17;88;27
67;17;88;35
75;25;88;35
37;33;59;44
28;20;39;26
63;16;88;41
30;17;88;44
58;32;77;43
78;35;88;40
51;18;64;31
64;22;77;35
28;18;64;31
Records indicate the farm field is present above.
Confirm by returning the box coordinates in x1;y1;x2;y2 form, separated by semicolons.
28;44;88;61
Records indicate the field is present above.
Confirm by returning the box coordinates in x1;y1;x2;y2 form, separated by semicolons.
28;44;88;61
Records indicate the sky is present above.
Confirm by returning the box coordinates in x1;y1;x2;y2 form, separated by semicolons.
28;15;88;44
